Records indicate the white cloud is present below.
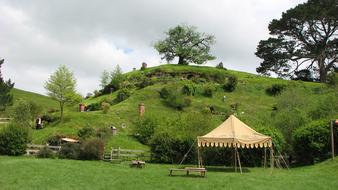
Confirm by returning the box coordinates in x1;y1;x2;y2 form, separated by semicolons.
0;0;307;95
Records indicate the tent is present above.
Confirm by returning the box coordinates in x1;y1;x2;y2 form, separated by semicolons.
197;115;274;173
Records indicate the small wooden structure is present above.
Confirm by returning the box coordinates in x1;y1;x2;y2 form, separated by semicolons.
130;160;146;168
26;144;61;155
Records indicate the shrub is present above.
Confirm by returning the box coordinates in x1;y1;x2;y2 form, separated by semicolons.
86;102;101;111
150;133;195;164
138;77;153;89
79;139;104;160
159;86;171;99
265;84;286;96
101;102;110;114
293;119;330;165
181;82;196;96
134;117;157;144
36;147;56;159
41;114;58;124
165;94;191;110
47;134;65;146
59;143;81;159
116;88;131;102
213;72;227;83
0;124;31;156
78;127;95;139
203;84;215;97
96;127;111;139
223;75;238;92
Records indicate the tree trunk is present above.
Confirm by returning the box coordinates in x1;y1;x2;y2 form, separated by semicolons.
318;57;327;83
60;102;64;122
178;56;185;65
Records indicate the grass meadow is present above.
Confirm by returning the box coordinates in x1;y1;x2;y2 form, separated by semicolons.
0;156;337;190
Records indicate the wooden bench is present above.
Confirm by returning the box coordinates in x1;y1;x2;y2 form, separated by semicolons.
169;167;207;177
130;160;146;168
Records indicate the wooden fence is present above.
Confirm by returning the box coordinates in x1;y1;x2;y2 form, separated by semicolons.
0;118;12;124
103;147;150;162
26;144;61;155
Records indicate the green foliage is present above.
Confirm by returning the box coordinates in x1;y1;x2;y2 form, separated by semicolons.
86;102;101;111
11;100;42;127
265;84;286;96
255;0;338;82
109;65;124;91
154;24;216;65
95;128;111;140
79;139;104;160
0;59;14;111
78;127;95;140
137;77;153;89
101;102;110;114
59;143;81;159
134;116;157;145
44;65;78;121
36;147;56;159
203;84;215;97
326;71;338;86
165;94;191;110
293;119;330;165
0;124;31;156
116;88;131;102
181;82;196;96
308;94;338;120
100;70;110;89
223;75;237;92
47;134;65;146
257;126;285;152
159;86;171;99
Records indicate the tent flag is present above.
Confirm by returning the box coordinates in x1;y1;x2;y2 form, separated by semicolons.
197;115;272;148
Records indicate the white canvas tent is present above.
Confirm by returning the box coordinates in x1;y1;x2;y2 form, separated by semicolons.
197;115;274;173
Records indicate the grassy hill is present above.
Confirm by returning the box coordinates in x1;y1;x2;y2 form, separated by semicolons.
0;156;337;190
3;65;337;154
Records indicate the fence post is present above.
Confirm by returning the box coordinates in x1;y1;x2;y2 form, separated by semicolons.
118;147;121;159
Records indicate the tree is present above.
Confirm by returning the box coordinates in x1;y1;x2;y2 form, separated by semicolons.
255;0;338;82
154;24;216;65
44;65;78;121
109;65;124;90
0;59;14;111
100;70;110;89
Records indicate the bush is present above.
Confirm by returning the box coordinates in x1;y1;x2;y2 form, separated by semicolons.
86;102;101;111
47;134;65;146
181;82;196;96
150;133;195;164
293;119;331;165
96;127;111;139
203;84;215;97
101;102;110;114
223;75;238;92
165;94;191;110
36;147;56;159
0;124;31;156
116;88;131;102
213;72;227;83
159;86;171;99
78;127;95;139
59;143;81;159
41;114;58;124
265;84;286;96
134;117;157;144
138;77;153;89
79;139;104;160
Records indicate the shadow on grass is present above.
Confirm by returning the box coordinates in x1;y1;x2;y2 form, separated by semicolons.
205;166;251;173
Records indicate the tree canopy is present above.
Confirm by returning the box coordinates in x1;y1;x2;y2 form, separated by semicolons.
0;59;14;111
154;24;216;65
44;65;80;121
255;0;338;82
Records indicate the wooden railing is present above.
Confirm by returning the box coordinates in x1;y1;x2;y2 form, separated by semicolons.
103;147;150;162
26;144;61;155
0;118;12;124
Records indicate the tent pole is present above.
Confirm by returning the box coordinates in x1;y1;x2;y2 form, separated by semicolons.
270;145;274;174
236;147;242;174
264;147;267;168
197;146;201;168
234;147;237;172
331;120;335;160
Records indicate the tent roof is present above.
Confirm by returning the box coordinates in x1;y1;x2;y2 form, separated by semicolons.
198;115;272;148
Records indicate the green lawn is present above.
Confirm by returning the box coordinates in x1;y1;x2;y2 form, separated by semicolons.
0;156;337;190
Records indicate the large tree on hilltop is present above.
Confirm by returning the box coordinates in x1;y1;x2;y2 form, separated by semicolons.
255;0;338;82
154;24;216;65
0;59;14;111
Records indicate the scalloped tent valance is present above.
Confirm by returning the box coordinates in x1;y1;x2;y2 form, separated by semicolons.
197;115;272;148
